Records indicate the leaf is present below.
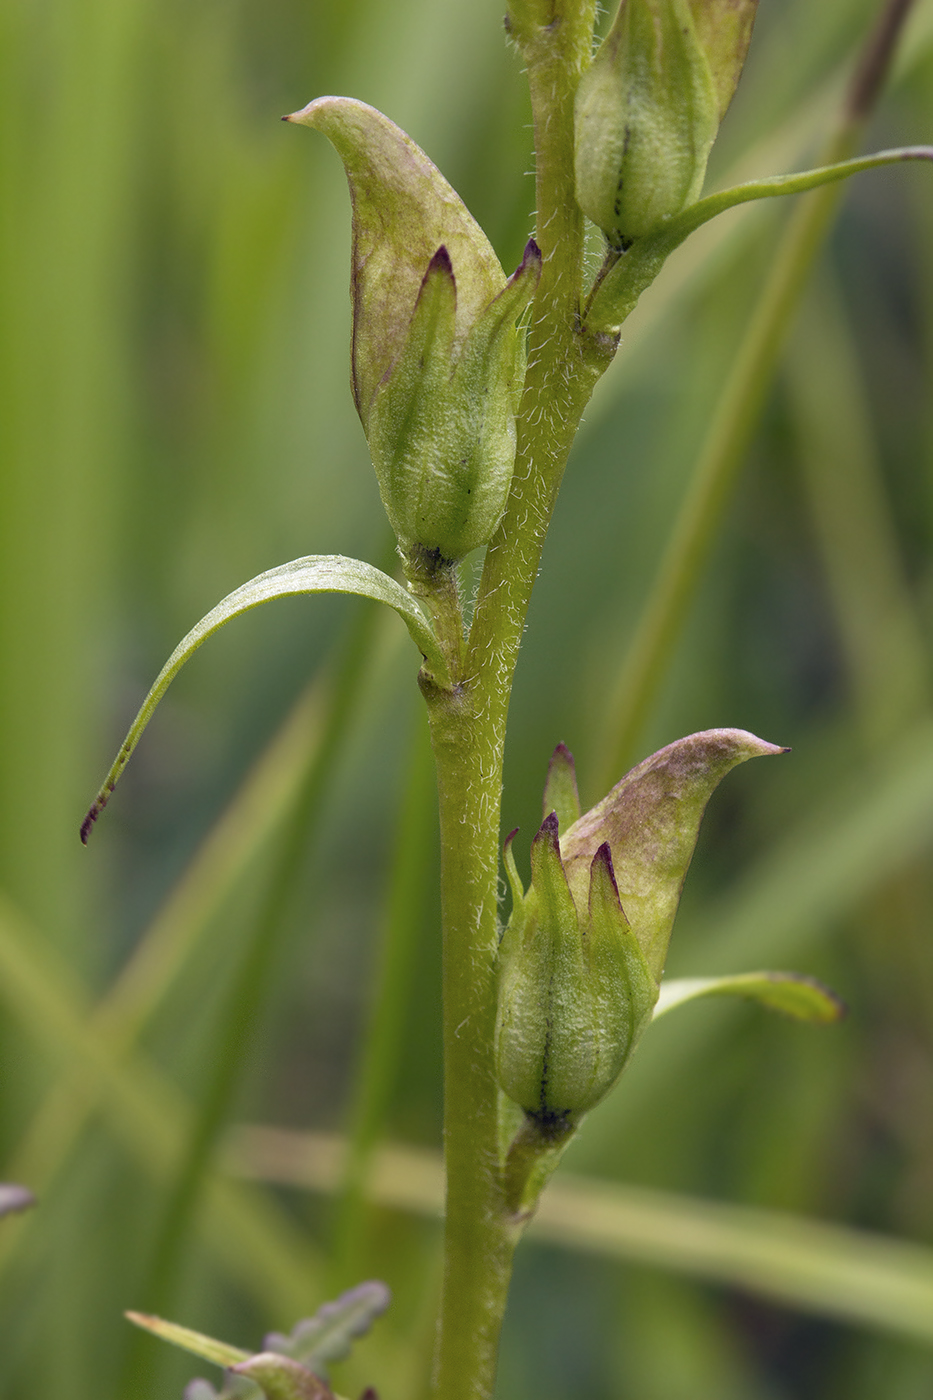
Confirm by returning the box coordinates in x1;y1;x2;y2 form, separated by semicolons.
0;1183;35;1218
653;971;845;1023
265;1281;391;1373
284;97;504;426
124;1312;249;1368
228;1127;933;1346
673;144;933;240
81;555;447;841
588;145;933;332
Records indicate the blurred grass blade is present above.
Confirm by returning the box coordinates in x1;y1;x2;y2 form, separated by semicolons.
82;554;446;841
5;611;396;1236
787;271;930;744
654;972;845;1022
125;1312;249;1367
330;713;436;1287
590;146;933;332
228;1126;933;1345
597;0;924;782
0;889;322;1317
129;596;386;1378
687;715;933;972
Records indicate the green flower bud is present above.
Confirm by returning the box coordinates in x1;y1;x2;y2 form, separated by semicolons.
285;96;540;564
495;813;657;1125
574;0;758;248
495;729;783;1123
367;239;541;564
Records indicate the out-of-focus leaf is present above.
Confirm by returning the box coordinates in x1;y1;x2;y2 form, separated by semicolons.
81;554;447;841
265;1281;391;1373
124;1311;249;1367
0;890;322;1317
653;972;845;1023
227;1127;933;1345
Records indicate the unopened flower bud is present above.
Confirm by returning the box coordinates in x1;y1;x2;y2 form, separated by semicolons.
495;729;783;1123
574;0;758;248
495;813;657;1124
367;238;540;563
286;96;540;564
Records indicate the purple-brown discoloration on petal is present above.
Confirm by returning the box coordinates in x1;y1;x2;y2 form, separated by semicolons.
560;729;785;977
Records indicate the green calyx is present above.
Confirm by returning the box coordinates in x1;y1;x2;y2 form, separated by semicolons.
367;238;541;565
574;0;758;247
495;729;784;1121
496;813;656;1124
286;96;541;565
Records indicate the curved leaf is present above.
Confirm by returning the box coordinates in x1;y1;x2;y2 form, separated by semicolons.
81;556;446;842
672;144;933;240
588;145;933;332
653;971;845;1023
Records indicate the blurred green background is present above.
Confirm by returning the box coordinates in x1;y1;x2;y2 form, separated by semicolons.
1;0;933;1396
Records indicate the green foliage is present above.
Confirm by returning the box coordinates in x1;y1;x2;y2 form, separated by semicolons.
1;0;933;1397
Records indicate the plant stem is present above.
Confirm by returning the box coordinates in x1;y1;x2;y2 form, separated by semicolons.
426;5;616;1397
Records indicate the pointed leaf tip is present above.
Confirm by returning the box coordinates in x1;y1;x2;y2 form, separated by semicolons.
80;554;448;836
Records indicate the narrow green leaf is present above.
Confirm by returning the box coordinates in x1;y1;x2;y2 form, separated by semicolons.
653;972;845;1023
81;554;447;841
674;144;933;238
228;1127;933;1346
124;1312;249;1368
588;145;933;332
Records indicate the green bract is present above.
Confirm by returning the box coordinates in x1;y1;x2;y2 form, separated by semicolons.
495;730;783;1122
574;0;758;247
286;97;540;565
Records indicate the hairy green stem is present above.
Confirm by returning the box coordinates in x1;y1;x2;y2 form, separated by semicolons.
426;5;616;1397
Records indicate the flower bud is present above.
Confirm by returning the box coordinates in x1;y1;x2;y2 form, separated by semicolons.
495;729;783;1123
495;814;657;1124
286;97;540;563
574;0;758;248
367;238;541;563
